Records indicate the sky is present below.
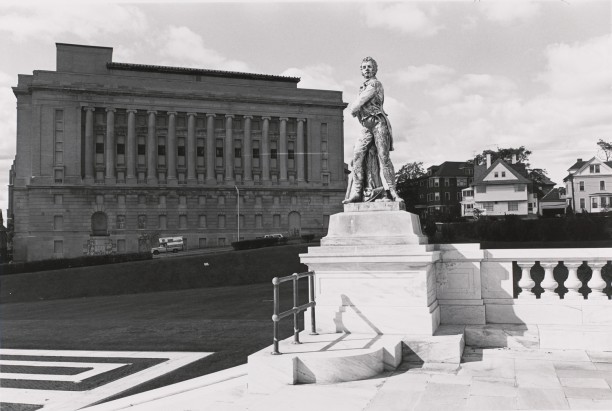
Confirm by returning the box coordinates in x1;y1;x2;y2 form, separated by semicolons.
0;0;611;218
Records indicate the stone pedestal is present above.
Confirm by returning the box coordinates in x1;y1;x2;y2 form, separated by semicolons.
300;202;441;335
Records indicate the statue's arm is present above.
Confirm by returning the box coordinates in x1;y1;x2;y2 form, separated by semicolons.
350;82;377;116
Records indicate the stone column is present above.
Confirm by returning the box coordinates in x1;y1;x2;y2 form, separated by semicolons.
105;107;116;183
587;262;608;299
540;262;559;300
261;116;271;183
243;115;253;184
279;117;288;184
206;114;216;184
146;110;157;184
517;262;536;299
225;114;234;182
126;109;137;183
167;111;177;185
187;113;197;184
564;262;584;299
84;106;95;182
297;118;306;183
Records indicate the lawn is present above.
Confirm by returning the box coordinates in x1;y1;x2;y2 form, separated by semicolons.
0;244;314;400
0;281;310;400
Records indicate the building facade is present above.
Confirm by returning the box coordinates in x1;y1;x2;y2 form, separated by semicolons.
564;157;612;214
409;162;473;219
8;43;346;262
461;156;540;218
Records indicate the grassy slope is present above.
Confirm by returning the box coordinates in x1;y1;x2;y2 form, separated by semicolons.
0;243;310;303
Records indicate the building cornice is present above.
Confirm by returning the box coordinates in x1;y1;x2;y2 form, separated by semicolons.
107;62;301;84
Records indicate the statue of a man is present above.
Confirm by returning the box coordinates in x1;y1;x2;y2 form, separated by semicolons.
343;56;402;204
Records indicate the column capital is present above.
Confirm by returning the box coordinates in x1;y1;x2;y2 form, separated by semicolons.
206;113;216;118
225;114;235;119
126;108;138;114
297;118;306;123
261;116;271;121
83;106;96;112
105;107;116;113
167;111;178;116
279;117;289;122
147;110;158;115
243;115;253;120
186;112;198;117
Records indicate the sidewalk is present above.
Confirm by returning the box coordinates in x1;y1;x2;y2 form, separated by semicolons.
82;347;612;411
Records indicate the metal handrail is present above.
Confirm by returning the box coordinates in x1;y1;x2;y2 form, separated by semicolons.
271;271;317;355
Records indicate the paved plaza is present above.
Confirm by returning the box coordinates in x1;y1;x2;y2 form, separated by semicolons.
3;345;611;410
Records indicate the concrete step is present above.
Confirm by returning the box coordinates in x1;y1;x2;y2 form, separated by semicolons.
402;325;466;365
247;332;403;394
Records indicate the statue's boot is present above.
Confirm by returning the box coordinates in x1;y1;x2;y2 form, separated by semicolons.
343;172;363;204
388;187;404;203
343;191;362;204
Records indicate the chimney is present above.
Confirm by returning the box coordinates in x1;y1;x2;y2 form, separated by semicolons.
577;158;582;162
512;154;517;164
486;153;491;169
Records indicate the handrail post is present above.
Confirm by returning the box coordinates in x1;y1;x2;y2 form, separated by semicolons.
271;277;281;355
292;273;301;344
309;272;318;335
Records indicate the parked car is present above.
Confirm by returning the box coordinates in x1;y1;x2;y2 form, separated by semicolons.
264;234;284;239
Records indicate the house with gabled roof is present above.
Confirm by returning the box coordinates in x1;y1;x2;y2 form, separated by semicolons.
461;154;543;218
563;157;612;213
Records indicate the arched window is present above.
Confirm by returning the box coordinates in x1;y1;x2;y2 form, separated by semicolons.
91;212;108;236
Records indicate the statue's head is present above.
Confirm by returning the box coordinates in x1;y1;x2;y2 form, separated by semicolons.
360;56;378;79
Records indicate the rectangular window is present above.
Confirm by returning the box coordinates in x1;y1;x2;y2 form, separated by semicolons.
600;181;606;190
288;149;295;160
483;202;494;212
117;142;125;155
216;147;223;157
253;148;260;159
53;215;63;230
434;178;439;187
116;215;125;229
177;145;186;157
255;214;263;228
457;178;467;187
179;215;187;229
235;147;242;158
444;179;450;187
320;123;328;140
494;172;499;178
445;192;450;200
456;192;462;200
158;143;166;156
508;202;519;211
601;197;607;208
502;171;506;177
580;181;585;191
55;142;63;164
138;215;147;229
96;142;104;154
273;214;281;228
592;198;598;209
199;215;207;228
590;164;601;173
435;192;440;201
218;214;226;228
54;169;64;183
159;215;167;230
197;142;205;157
55;110;64;165
580;198;586;209
271;148;278;159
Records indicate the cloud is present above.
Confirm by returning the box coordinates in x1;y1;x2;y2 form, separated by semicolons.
427;73;517;102
281;64;344;91
156;26;251;72
360;2;444;37
537;34;612;98
478;1;541;25
391;64;455;85
0;3;148;43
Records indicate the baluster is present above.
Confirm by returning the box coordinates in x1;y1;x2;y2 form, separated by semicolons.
517;262;536;299
564;262;584;299
587;261;608;300
540;262;559;299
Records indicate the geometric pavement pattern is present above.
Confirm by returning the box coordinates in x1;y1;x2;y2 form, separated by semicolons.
0;349;212;411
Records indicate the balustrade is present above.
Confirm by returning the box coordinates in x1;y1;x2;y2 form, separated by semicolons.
516;259;610;300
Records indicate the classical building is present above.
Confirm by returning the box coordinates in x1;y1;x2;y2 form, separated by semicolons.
8;43;346;262
564;157;612;214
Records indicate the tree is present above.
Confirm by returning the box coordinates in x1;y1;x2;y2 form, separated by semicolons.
395;161;426;211
597;139;612;161
467;146;533;168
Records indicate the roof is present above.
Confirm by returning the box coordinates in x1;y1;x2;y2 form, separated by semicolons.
472;158;531;185
540;188;564;203
427;161;471;177
107;62;301;83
